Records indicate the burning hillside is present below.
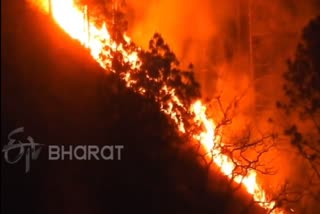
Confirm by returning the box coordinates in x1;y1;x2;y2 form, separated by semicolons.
20;0;290;213
1;2;268;213
6;0;320;213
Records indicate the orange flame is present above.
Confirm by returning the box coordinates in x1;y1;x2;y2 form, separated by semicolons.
29;1;284;213
190;100;278;211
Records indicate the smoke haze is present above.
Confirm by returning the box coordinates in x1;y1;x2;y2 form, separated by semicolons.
126;0;319;99
126;1;320;212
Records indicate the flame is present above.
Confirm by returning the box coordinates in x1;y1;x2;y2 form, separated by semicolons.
190;100;276;210
29;0;284;213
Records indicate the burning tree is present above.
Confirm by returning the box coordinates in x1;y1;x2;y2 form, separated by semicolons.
28;0;293;213
77;0;128;42
107;32;288;213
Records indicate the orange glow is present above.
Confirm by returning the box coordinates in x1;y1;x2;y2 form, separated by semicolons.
36;0;141;70
191;100;279;211
29;1;284;213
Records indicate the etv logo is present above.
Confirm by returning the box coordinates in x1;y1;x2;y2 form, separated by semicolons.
2;127;43;173
2;127;124;173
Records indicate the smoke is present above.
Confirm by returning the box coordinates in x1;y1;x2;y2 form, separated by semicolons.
125;0;320;211
125;0;320;148
126;0;238;68
26;0;320;211
126;0;319;97
124;1;320;130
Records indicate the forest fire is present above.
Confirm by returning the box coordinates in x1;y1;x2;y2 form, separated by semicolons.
29;0;285;213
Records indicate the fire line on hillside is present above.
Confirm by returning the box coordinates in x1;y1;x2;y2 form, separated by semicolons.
28;0;286;213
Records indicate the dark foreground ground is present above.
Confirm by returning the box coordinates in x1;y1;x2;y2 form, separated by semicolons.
1;1;266;214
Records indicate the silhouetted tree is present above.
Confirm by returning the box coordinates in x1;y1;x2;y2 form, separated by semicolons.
275;16;320;213
277;15;320;178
